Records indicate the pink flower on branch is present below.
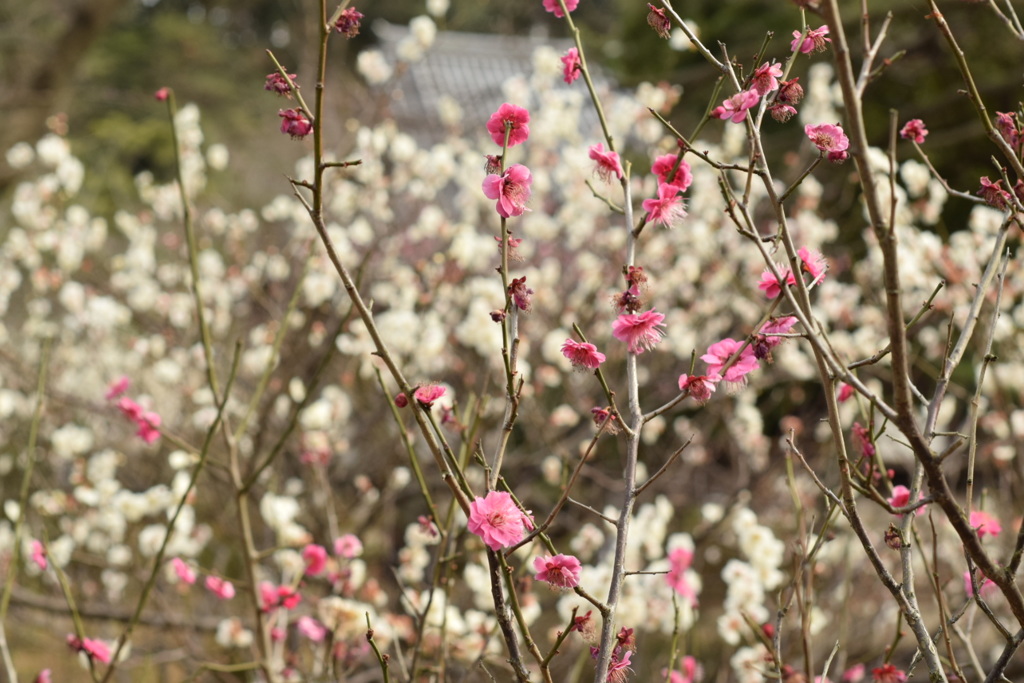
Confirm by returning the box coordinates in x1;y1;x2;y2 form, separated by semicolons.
711;89;760;123
798;246;828;285
279;108;312;139
486;103;530;147
105;376;130;400
652;154;692;192
483;164;533;217
333;8;364;38
413;384;446;408
871;664;907;683
678;373;721;402
562;339;607;370
29;540;47;571
751;61;783;96
665;546;698;605
561;48;582;84
334;533;363;558
302;543;328;575
468;491;529;550
758;265;796;299
969;510;1001;538
701;338;759;384
612;309;666;354
508;276;534;311
642;183;687;228
297;616;327;642
543;0;579;18
899;118;928;143
205;576;236;600
171;557;196;584
534;554;582;588
791;25;831;54
589;143;624;181
647;4;671;39
978;176;1012;210
67;635;112;664
265;70;298;97
888;485;925;516
805;123;849;162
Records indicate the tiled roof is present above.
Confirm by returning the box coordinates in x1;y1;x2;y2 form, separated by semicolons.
373;21;608;141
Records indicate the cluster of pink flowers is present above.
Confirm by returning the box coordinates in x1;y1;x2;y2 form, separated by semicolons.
467;490;532;550
758;246;828;298
107;377;162;444
395;384;447;409
664;546;698;605
482;104;534;217
260;581;302;611
663;656;701;683
206;575;236;600
711;61;790;125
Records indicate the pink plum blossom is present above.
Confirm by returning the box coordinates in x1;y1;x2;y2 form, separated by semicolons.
333;8;364;38
265;70;297;97
701;339;759;384
468;491;529;550
562;339;607;370
171;557;196;584
888;485;925;516
642;183;687;227
758;265;796;298
413;384;446;408
805;123;849;162
105;376;130;400
678;373;722;402
665;547;698;605
482;164;533;217
509;276;533;311
205;576;236;600
561;48;581;84
647;3;671;38
899;119;928;143
871;664;907;683
334;533;363;558
759;316;799;348
35;670;52;683
837;383;855;403
30;539;47;571
652;154;693;192
978;176;1011;210
67;635;112;664
711;89;760;123
543;0;579;17
297;616;327;641
798;246;828;285
486;103;530;147
963;569;997;598
589;143;624;181
302;543;328;575
663;656;702;683
279;108;312;139
751;61;782;96
533;554;582;588
969;510;1001;538
791;25;831;54
612;309;666;354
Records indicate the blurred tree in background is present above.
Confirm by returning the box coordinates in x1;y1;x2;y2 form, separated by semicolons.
1;0;1022;227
